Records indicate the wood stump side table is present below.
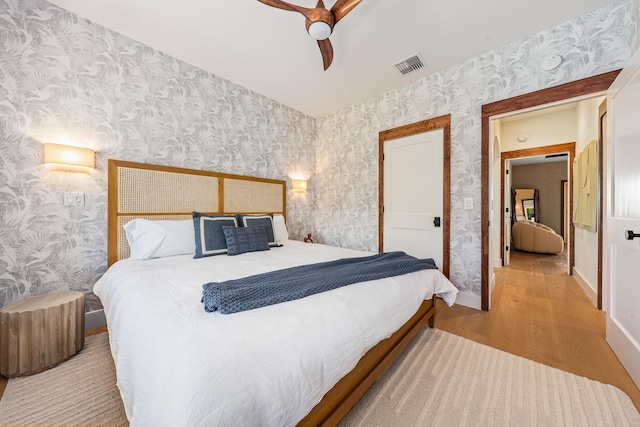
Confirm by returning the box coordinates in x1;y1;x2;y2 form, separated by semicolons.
0;291;85;377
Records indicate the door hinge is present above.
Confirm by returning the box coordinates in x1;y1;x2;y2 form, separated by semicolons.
382;154;385;161
506;170;509;174
506;207;509;213
506;246;509;251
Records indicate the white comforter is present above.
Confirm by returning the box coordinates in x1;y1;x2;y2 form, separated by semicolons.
94;241;458;427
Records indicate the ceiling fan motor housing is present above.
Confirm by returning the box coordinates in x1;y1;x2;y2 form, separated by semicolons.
305;8;335;40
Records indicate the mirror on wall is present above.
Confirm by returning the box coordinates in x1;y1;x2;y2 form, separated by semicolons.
522;199;535;221
513;188;539;223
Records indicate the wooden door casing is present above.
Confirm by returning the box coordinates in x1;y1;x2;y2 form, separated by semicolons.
379;115;451;278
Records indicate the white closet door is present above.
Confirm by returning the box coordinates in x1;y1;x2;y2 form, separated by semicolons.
383;129;444;269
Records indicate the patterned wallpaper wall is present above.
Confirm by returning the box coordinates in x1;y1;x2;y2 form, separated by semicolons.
634;0;640;52
0;0;635;311
313;1;633;295
0;0;316;311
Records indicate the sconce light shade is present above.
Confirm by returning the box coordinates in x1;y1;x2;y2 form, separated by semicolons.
292;179;308;193
44;144;95;172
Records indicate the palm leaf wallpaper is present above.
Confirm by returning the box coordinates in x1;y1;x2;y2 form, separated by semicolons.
0;0;316;311
0;0;636;311
314;1;633;295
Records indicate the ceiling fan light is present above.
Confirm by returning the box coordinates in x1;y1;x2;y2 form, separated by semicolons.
308;21;331;40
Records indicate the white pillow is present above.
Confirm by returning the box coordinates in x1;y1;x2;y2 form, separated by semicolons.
273;214;289;243
123;219;195;260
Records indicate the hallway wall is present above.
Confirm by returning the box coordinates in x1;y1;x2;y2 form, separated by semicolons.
573;97;604;299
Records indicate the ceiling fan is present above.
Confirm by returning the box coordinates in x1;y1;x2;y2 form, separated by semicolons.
257;0;363;70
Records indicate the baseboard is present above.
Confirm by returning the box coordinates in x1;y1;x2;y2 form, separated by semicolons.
85;309;106;329
607;317;640;389
572;267;597;307
490;272;496;293
454;291;482;310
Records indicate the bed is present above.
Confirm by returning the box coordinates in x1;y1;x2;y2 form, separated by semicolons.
96;160;458;426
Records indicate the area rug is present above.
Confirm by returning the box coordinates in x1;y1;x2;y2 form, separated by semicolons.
0;333;128;426
0;329;638;427
340;328;640;426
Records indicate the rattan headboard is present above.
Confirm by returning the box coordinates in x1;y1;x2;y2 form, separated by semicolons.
107;160;286;266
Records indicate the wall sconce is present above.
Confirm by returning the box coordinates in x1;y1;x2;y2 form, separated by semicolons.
44;144;95;173
292;179;308;193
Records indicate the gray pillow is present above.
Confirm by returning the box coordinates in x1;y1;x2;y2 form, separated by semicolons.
222;225;270;256
235;214;277;246
192;212;237;258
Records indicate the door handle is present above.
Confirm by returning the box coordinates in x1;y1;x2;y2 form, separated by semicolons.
625;230;640;240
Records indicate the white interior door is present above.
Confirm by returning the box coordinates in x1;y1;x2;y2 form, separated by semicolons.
384;129;443;270
605;51;640;389
504;160;512;266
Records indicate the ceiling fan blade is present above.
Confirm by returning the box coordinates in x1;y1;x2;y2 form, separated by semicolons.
257;0;312;18
318;38;334;71
330;0;362;23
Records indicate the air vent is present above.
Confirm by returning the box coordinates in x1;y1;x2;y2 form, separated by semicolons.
394;53;426;76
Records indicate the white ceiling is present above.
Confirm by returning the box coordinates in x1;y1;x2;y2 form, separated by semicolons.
498;102;578;124
510;154;568;166
46;0;618;118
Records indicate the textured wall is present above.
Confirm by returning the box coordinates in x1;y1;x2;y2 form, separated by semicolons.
0;0;316;310
313;1;633;295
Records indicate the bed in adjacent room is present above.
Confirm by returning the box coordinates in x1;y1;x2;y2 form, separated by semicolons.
95;160;458;426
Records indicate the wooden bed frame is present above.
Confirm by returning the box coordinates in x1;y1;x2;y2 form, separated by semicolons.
106;159;436;426
298;297;435;426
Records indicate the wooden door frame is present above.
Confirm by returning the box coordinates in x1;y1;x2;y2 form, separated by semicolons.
597;100;606;310
481;70;620;311
500;143;575;273
561;179;568;239
379;115;451;278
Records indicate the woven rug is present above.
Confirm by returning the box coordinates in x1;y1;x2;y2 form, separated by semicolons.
340;328;640;426
0;333;128;426
0;330;638;427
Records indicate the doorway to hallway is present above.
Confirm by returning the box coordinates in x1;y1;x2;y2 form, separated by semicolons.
481;70;620;311
500;143;574;276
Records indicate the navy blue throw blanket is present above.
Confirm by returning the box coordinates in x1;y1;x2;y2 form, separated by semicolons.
202;251;437;314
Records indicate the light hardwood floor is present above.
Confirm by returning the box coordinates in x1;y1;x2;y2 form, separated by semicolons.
435;249;640;410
